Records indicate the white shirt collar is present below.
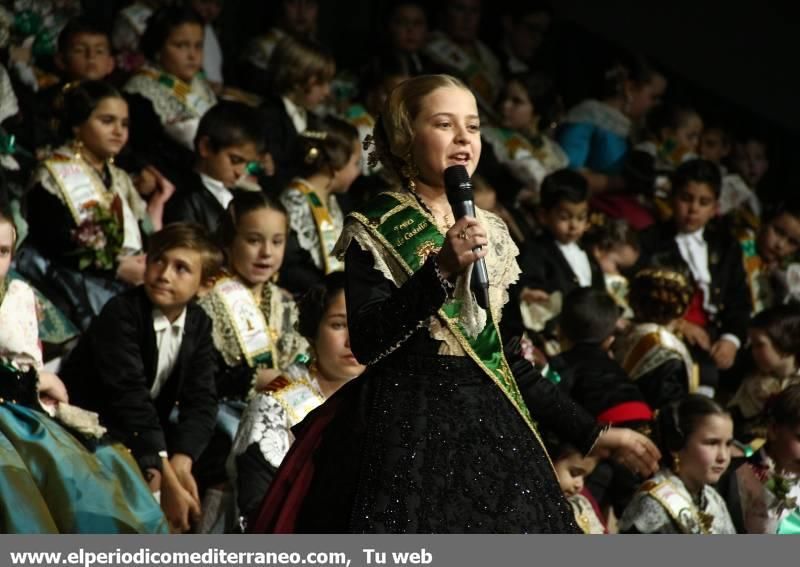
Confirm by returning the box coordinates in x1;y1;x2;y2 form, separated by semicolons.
676;227;705;243
152;308;187;334
199;172;234;209
282;95;308;134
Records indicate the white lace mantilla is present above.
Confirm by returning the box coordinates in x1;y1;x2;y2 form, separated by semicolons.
123;67;217;148
199;280;309;375
334;191;520;355
228;363;323;473
619;469;736;534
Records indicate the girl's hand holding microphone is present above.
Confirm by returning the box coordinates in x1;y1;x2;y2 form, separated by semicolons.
436;216;488;280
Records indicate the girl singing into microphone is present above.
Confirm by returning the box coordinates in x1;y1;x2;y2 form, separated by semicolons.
251;74;660;533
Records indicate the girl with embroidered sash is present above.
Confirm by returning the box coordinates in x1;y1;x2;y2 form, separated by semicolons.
620;396;736;534
250;75;660;534
123;6;217;188
614;268;699;410
728;305;800;443
557;54;666;230
279;118;361;295
231;273;365;529
482;73;567;192
24;81;172;330
0;211;167;533
719;385;800;533
195;192;309;531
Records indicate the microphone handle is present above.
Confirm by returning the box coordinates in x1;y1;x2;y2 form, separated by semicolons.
453;200;490;310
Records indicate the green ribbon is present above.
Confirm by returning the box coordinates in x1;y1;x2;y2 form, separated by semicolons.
351;193;537;433
0;131;15;155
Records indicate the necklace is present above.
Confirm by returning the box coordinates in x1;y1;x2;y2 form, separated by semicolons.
409;185;453;231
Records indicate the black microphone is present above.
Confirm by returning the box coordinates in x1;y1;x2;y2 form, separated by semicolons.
444;165;490;310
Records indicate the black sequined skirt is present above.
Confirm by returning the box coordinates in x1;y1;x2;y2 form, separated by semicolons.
294;353;580;533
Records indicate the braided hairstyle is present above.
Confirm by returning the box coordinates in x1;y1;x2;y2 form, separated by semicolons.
629;267;694;325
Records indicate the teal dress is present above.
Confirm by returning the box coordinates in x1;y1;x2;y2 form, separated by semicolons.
0;278;167;533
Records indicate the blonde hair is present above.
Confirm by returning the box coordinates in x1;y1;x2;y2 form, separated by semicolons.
369;74;470;183
267;35;336;98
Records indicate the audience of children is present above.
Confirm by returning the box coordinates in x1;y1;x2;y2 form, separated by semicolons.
0;0;798;536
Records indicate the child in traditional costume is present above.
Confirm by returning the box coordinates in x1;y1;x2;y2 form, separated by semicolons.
728;305;800;442
24;81;172;330
124;6;217;188
0;209;167;534
619;395;736;534
614;268;697;410
196;192;309;531
231;272;365;529
719;385;800;533
279;117;361;295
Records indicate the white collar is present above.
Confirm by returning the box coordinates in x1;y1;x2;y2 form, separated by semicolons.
198;172;233;209
282;96;308;133
676;227;705;243
152;308;187;333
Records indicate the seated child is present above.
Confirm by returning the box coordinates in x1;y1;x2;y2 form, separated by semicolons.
165;101;265;233
24;81;172;330
699;123;760;227
638;159;751;396
584;216;640;318
0;209;167;534
194;192;310;531
279;117;361;295
123;6;218;188
231;272;365;528
619;395;736;534
552;287;653;427
60;223;223;533
516;169;604;313
543;431;606;534
260;35;335;192
738;200;800;312
27;17;116;153
719;385;800;533
615;268;698;410
728;304;800;442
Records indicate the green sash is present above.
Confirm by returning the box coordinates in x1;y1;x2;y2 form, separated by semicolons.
778;508;800;535
349;193;540;438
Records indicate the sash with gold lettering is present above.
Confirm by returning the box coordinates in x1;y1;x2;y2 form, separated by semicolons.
292;179;343;273
215;277;276;367
348;193;537;436
642;478;713;534
44;158;109;225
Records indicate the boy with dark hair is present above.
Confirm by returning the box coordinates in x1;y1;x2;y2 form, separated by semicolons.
516;168;605;303
61;223;224;533
639;158;751;396
552;287;652;426
164;101;265;232
29;17;116;151
551;287;654;517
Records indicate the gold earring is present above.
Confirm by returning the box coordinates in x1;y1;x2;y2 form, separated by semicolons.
672;453;681;475
72;139;83;160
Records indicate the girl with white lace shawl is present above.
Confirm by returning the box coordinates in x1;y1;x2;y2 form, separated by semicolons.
278;117;361;295
230;272;364;527
620;395;736;534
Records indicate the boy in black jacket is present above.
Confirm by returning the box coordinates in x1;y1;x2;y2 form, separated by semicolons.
638;159;751;396
61;223;223;533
